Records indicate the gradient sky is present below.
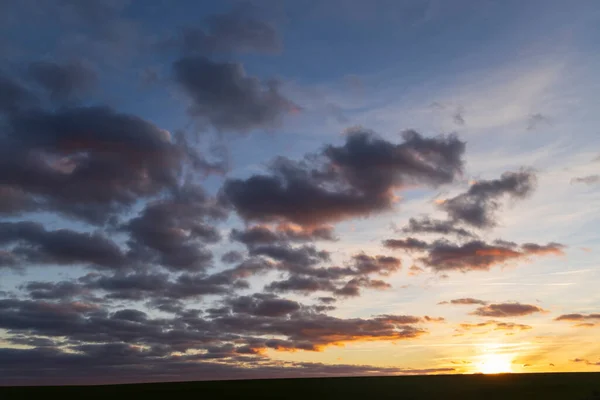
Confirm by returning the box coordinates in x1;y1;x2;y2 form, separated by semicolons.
1;0;600;386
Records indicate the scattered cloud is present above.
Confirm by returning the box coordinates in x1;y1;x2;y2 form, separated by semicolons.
173;57;298;134
571;175;600;185
459;320;532;332
526;113;550;130
385;237;564;273
175;4;282;55
555;313;600;322
438;298;488;306
470;302;546;317
440;168;537;229
571;358;600;366
402;217;476;238
223;129;465;226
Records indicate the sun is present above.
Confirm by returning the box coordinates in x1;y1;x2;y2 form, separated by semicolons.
477;353;514;374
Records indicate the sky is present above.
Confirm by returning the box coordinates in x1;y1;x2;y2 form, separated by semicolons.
1;0;600;386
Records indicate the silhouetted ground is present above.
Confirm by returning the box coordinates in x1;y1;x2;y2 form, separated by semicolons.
2;372;599;399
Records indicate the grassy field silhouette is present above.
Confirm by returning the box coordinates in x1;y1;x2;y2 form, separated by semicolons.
2;372;599;399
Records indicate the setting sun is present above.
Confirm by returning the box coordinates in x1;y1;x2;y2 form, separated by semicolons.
477;354;514;374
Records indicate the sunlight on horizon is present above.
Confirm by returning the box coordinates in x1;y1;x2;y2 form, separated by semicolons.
476;353;515;374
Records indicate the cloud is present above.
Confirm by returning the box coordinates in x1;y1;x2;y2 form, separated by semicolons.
459;320;532;331
440;168;537;228
249;244;330;266
318;297;337;304
408;265;424;276
574;323;596;328
555;313;600;322
0;186;39;215
221;250;244;264
470;302;546;317
571;175;600;185
453;106;465;126
350;254;401;276
20;281;85;300
0;296;439;368
80;268;249;301
266;276;337;294
385;236;564;273
402;217;476;238
383;237;430;251
0;345;453;385
571;358;600;366
0;221;128;270
230;224;336;247
0;74;37;115
1;106;220;223
438;298;488;305
264;252;401;297
179;4;282;55
419;239;564;273
526;113;550;130
226;294;301;317
173;56;298;134
123;184;227;272
28;60;97;101
223;129;465;226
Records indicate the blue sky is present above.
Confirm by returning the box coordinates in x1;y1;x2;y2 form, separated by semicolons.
1;0;599;385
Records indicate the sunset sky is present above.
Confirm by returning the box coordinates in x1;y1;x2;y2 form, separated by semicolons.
1;0;599;385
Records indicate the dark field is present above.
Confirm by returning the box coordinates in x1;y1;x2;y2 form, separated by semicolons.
2;373;600;399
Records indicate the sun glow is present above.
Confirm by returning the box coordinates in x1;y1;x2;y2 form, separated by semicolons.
477;353;514;374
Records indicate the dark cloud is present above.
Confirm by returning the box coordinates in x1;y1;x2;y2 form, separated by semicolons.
440;169;537;228
210;312;434;352
21;281;85;300
415;239;564;273
333;277;392;297
402;217;476;238
0;221;128;270
453;106;465;126
350;254;401;276
179;4;281;55
1;106;220;223
173;56;298;134
227;294;301;317
0;345;453;385
264;252;401;297
266;276;337;294
318;297;337;304
230;225;336;247
123;184;226;272
221;250;244;264
383;237;430;251
249;244;330;266
28;60;97;101
81;269;244;301
78;257;274;302
0;293;442;384
0;186;39;215
438;298;487;305
555;313;600;322
223;129;465;226
527;113;549;130
0;74;37;114
470;302;546;317
571;175;600;185
0;250;19;269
